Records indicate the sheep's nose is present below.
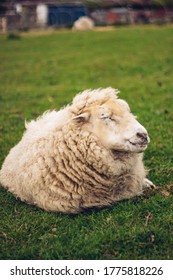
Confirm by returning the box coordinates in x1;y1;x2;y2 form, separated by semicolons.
136;132;149;143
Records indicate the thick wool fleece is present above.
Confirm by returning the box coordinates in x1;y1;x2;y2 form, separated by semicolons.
0;88;146;213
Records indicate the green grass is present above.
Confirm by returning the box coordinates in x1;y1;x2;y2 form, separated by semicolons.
0;26;173;260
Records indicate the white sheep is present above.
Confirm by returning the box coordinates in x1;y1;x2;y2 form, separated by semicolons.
72;16;94;31
0;88;154;213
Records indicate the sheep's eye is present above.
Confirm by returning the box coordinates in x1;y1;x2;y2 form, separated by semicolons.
100;114;109;120
100;114;116;122
100;116;107;120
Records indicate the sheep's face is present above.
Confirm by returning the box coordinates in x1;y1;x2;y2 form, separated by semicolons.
74;98;150;153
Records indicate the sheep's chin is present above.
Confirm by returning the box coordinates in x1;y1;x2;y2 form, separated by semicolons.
111;149;129;157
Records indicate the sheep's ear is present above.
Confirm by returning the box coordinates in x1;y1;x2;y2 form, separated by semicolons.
72;112;90;123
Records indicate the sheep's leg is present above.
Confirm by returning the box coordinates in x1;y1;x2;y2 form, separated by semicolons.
143;178;157;190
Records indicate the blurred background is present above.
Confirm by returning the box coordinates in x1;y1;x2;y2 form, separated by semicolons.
0;0;173;33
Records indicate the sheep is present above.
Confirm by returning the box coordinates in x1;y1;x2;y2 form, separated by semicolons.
72;16;94;31
0;88;155;213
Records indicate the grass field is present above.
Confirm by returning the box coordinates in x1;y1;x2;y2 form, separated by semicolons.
0;25;173;260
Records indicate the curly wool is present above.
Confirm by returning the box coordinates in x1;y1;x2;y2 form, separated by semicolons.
0;88;146;213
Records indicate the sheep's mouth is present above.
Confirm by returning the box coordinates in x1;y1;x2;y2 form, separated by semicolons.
129;141;148;147
128;140;148;148
110;140;149;156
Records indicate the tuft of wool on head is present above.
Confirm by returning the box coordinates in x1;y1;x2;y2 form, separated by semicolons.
70;87;120;115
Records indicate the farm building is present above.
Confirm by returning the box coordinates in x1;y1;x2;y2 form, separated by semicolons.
0;1;88;32
0;0;173;32
89;0;173;25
